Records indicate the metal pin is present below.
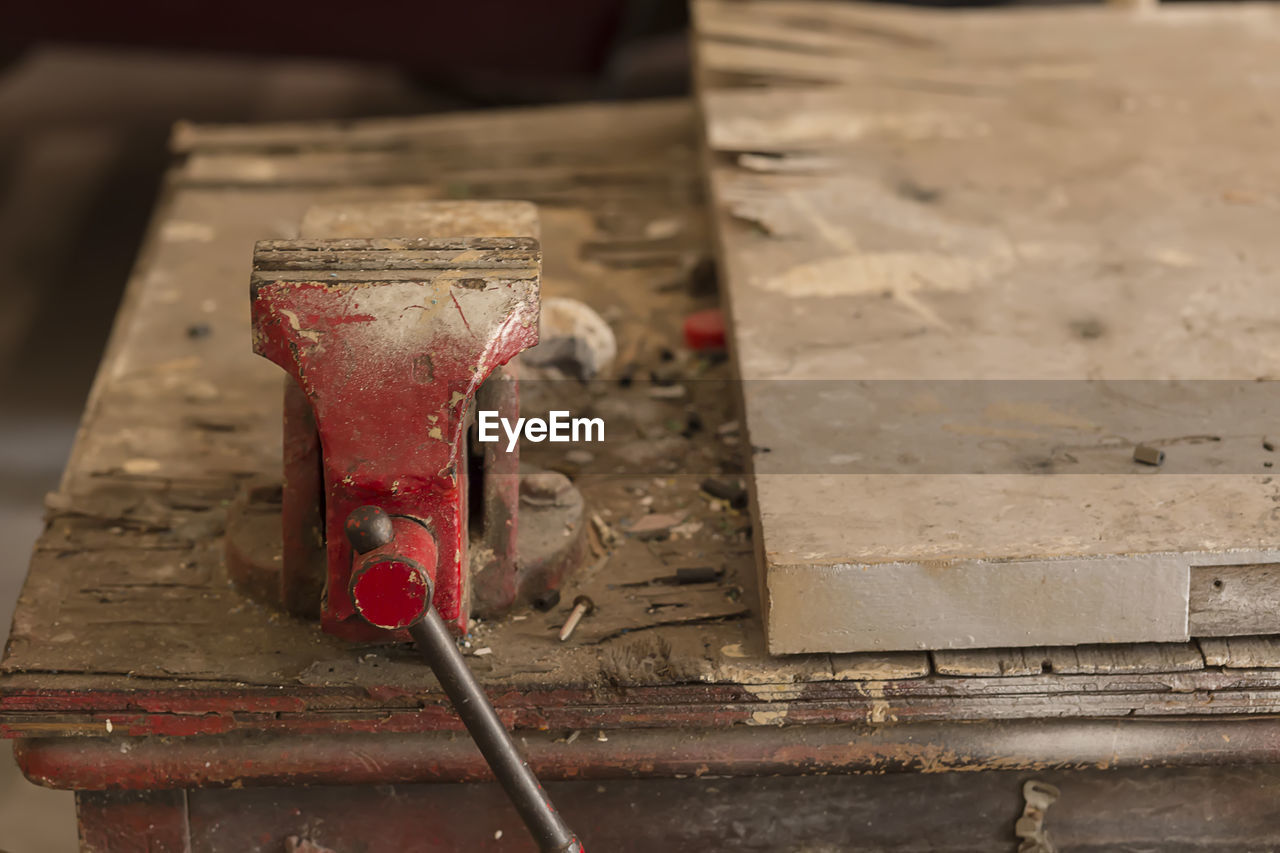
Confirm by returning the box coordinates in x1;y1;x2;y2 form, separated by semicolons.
558;595;594;642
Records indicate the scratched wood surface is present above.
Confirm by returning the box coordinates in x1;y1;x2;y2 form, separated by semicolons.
5;98;1280;747
692;0;1280;653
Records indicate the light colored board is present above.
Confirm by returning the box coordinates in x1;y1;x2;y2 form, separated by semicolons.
768;552;1189;653
692;0;1280;653
1199;637;1280;669
934;643;1204;677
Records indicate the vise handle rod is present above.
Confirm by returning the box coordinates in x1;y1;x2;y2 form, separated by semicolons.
347;505;584;853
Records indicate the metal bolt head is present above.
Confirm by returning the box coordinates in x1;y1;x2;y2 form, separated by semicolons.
520;471;573;505
345;505;395;554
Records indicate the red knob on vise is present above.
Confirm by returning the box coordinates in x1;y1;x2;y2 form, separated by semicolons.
346;506;438;630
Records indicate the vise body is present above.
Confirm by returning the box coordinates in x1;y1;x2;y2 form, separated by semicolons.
227;201;582;639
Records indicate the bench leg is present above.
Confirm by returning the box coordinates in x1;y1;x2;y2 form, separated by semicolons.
76;790;190;853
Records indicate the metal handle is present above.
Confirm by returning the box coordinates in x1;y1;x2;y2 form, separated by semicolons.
409;611;584;853
346;505;583;852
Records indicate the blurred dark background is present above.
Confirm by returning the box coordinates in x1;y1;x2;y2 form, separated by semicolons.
0;4;688;847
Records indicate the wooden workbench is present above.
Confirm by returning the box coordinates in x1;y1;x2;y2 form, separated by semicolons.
6;96;1280;851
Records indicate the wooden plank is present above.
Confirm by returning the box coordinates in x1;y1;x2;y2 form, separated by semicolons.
692;0;1280;653
14;664;1280;740
830;652;930;681
1199;636;1280;669
934;643;1204;677
1190;563;1280;637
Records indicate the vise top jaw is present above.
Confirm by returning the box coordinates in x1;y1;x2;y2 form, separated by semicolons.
250;236;540;639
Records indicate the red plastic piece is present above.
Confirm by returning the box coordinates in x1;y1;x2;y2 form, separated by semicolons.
682;308;726;351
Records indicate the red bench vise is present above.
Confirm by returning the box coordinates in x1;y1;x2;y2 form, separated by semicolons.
225;202;584;641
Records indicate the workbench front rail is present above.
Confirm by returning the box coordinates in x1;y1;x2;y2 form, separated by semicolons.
16;717;1280;791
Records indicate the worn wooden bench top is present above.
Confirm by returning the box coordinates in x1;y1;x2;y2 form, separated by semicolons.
4;97;1280;760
